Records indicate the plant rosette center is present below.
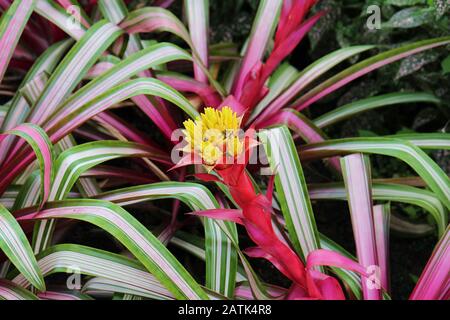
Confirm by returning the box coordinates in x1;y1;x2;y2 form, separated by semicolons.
182;106;249;170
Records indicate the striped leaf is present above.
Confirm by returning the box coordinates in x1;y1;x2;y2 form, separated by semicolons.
309;182;447;237
47;78;199;143
231;0;282;98
16;199;209;299
120;6;223;94
12;171;41;211
1;40;72;135
384;133;450;150
0;0;36;83
313;92;441;128
0;123;54;207
0;204;45;291
98;0;179;139
255;45;374;124
256;109;342;174
27;20;123;126
171;231;247;282
1;70;50;165
0;279;38;300
37;291;93;300
51;141;170;201
373;203;391;293
156;71;221;106
96;182;238;298
259;126;321;261
34;0;86;40
410;226;449;300
13;244;175;300
341;153;381;300
300;137;450;210
120;7;192;48
293;37;450;111
248;63;299;124
33;140;170;255
98;0;128;24
0;185;19;210
83;277;171;300
184;0;209;83
319;235;363;300
44;42;192;131
0;104;8;126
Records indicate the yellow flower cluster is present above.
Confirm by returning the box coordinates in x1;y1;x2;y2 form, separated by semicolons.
182;107;243;166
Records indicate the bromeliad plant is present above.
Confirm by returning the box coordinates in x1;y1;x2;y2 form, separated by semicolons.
0;0;448;300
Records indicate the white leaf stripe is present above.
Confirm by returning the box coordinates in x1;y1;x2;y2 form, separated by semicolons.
248;63;299;124
231;0;282;98
171;232;247;282
260;126;320;261
12;171;40;211
255;45;374;124
35;0;86;40
83;277;172;300
1;40;72;136
17;200;208;299
0;0;36;83
51;141;168;200
47;78;199;143
309;182;447;236
98;0;128;24
341;154;381;300
300;138;450;210
96;182;238;297
294;37;450;110
373;204;391;293
0;280;38;300
184;0;209;83
0;204;45;291
384;133;450;150
3;124;54;207
313;92;441;128
44;43;192;130
13;244;175;300
27;20;123;126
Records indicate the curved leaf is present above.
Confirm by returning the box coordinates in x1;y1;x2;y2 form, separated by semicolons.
300;138;450;210
16;199;209;299
0;204;45;291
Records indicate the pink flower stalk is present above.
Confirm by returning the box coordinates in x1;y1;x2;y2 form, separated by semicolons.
178;103;367;299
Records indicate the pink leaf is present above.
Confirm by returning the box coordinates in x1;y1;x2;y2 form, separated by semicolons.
218;95;247;116
410;227;449;300
187;209;244;225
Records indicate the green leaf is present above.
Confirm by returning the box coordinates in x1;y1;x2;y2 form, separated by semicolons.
300;137;450;211
96;182;238;298
313;92;441;128
13;244;175;300
309;182;447;236
0;279;38;300
441;54;450;74
382;7;435;29
0;0;36;83
259;126;321;262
